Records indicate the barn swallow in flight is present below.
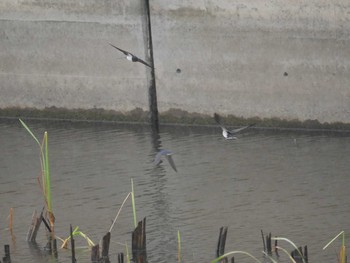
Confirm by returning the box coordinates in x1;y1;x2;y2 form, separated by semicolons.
109;43;153;69
154;149;177;172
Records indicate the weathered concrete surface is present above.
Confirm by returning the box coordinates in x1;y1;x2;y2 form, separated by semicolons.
0;0;149;111
1;0;350;123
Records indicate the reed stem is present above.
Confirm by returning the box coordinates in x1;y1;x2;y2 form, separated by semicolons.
131;179;137;228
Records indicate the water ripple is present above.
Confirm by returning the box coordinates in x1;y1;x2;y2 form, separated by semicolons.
1;120;350;262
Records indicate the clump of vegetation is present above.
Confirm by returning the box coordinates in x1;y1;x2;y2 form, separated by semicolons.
20;119;55;239
211;236;308;263
323;231;346;263
59;226;95;249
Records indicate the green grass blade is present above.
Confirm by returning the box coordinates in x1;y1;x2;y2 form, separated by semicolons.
60;227;95;248
323;231;346;263
19;119;41;146
75;230;95;247
19;119;49;211
44;132;52;213
73;226;79;234
211;251;262;263
340;245;346;263
125;242;130;263
131;179;137;228
342;232;346;263
19;119;54;230
177;230;181;263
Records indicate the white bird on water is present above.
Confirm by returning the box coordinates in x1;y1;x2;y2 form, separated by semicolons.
214;113;256;140
154;149;177;172
109;43;153;69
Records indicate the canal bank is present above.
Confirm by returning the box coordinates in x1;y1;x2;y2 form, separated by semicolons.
1;1;349;124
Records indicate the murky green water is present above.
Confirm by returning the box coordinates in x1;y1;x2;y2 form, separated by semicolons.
1;118;350;262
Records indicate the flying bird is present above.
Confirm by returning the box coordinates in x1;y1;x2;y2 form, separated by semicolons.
109;43;153;68
154;149;177;172
214;113;255;140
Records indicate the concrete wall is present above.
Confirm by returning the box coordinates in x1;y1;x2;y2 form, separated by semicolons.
1;0;350;123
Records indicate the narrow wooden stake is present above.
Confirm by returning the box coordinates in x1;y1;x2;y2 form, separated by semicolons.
91;244;100;263
3;245;11;263
70;225;76;263
42;217;51;233
216;227;228;263
220;227;228;256
101;232;111;263
261;230;266;253
132;217;147;263
291;246;305;263
26;210;36;241
27;209;43;242
295;249;299;261
266;233;272;255
274;238;279;257
216;227;223;257
304;245;308;263
52;238;58;258
118;253;124;263
45;235;52;253
32;210;43;241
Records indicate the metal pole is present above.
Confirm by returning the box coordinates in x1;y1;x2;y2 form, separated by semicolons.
142;0;159;132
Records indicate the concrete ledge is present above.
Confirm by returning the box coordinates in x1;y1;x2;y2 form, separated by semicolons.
2;107;350;131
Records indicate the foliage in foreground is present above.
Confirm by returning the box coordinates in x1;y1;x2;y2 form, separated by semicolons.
20;119;55;237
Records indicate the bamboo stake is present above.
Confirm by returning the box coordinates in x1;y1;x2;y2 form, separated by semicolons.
3;244;11;263
91;244;100;263
101;232;111;263
70;225;76;263
132;217;147;263
216;226;228;262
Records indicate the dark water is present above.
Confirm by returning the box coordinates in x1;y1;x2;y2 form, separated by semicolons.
1;118;350;263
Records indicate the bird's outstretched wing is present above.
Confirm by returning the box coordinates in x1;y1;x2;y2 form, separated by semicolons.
165;155;177;172
109;43;130;56
134;57;153;68
230;123;256;134
214;113;226;130
109;43;153;68
154;149;177;172
214;113;222;125
154;151;163;166
215;113;255;134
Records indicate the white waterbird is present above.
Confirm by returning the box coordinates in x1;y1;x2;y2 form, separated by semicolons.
214;113;255;140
